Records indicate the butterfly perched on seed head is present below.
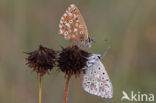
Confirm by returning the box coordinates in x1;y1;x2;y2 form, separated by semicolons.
83;54;113;98
59;4;93;47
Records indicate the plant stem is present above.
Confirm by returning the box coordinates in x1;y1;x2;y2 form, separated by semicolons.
39;75;43;103
63;75;71;103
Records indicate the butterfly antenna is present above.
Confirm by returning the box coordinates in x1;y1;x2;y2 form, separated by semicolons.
102;46;111;58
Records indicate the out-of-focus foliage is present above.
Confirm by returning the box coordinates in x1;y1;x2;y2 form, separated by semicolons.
0;0;156;103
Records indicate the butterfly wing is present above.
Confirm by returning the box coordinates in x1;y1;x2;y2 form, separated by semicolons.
59;4;88;43
82;60;113;98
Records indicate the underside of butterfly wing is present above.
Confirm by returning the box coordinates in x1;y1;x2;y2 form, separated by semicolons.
82;60;113;98
59;4;88;44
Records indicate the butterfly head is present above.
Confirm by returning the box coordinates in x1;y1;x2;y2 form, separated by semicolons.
86;54;101;67
91;54;101;60
77;37;94;47
85;37;94;48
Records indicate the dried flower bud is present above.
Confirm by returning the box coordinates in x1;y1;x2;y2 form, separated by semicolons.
58;45;90;78
25;45;57;76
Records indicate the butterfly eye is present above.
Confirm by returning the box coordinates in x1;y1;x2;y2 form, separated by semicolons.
89;38;94;42
97;56;101;59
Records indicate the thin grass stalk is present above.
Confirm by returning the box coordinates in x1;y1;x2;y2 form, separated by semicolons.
63;75;71;103
39;75;43;103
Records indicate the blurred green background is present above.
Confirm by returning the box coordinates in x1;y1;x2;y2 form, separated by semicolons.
0;0;156;103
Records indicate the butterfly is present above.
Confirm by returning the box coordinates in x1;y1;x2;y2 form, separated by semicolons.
59;4;93;47
82;54;113;98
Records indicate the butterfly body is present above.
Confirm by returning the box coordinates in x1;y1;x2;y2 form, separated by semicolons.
59;4;93;47
83;54;113;98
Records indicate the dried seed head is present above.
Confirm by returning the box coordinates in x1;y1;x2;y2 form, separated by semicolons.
25;45;57;76
58;45;90;78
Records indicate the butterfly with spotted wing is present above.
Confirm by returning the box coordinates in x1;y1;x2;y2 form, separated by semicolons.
59;4;93;47
83;54;113;98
